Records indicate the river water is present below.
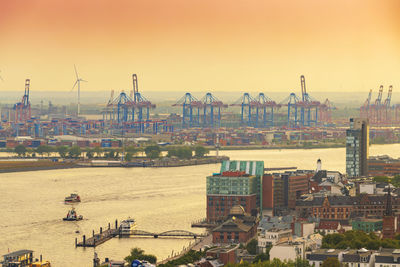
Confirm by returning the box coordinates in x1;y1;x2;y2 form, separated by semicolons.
1;144;400;266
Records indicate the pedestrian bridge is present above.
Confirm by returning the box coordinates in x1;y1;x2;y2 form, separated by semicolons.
129;229;206;238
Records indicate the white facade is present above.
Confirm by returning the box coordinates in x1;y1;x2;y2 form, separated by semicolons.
258;228;292;253
360;183;375;195
270;242;305;262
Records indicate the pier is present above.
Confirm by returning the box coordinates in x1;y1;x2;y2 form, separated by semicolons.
76;220;120;248
75;220;206;248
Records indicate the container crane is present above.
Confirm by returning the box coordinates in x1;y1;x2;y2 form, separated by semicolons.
13;79;31;123
172;93;202;128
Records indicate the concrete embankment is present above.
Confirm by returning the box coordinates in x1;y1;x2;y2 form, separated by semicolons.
0;156;229;174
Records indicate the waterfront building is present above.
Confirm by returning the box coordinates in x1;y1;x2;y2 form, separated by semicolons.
206;160;264;222
212;205;259;244
2;250;33;267
368;155;400;177
352;218;382;232
262;170;313;214
346;118;369;177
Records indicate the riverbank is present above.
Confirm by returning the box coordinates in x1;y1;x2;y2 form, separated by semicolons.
0;156;229;173
208;143;346;151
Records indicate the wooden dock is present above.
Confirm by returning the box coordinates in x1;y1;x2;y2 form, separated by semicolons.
75;219;206;248
76;220;119;248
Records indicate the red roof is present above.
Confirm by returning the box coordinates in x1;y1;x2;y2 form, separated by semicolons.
317;221;339;230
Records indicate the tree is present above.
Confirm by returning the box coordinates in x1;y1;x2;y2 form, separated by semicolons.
125;152;133;161
373;176;390;184
36;145;47;158
126;146;138;155
14;145;27;157
86;149;94;159
246;239;258;255
68;146;82;158
93;146;102;158
44;145;53;157
57;146;68;158
124;247;157;264
145;145;161;159
321;257;340;267
194;145;209;158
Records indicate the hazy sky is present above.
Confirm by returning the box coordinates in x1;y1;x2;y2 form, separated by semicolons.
0;0;399;95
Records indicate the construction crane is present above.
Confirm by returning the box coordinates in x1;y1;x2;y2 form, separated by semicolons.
13;79;31;123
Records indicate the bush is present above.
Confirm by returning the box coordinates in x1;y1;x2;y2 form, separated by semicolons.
124;248;157;264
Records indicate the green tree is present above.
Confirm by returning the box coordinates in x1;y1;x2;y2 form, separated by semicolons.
246;239;258;255
68;146;82;158
14;145;27;157
145;145;161;159
125;152;133;162
321;257;340;267
57;146;68;158
194;145;209;158
93;146;102;158
126;146;138;155
124;248;157;264
86;149;94;159
373;176;390;184
44;145;53;157
36;145;47;158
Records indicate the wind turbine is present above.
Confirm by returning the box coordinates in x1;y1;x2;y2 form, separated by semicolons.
71;64;87;116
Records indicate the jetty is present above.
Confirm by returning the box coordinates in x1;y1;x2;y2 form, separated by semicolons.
75;221;119;248
75;220;206;248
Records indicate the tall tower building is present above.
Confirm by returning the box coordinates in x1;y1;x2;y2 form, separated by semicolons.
382;186;397;239
346;118;369;177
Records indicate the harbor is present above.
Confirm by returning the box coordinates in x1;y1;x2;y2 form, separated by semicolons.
2;146;400;265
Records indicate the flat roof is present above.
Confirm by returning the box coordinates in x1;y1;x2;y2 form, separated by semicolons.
3;250;33;257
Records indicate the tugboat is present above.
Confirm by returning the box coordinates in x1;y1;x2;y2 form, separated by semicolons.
63;207;83;221
119;217;137;236
64;193;81;204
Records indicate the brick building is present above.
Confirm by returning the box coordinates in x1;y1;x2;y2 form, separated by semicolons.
212;205;259;244
207;160;264;222
263;170;313;214
296;193;400;221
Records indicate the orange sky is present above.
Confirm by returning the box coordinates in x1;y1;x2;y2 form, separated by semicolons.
0;0;399;94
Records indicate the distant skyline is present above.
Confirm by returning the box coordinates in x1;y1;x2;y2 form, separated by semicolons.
0;0;399;93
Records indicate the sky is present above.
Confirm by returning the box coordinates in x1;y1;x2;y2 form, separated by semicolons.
0;0;399;96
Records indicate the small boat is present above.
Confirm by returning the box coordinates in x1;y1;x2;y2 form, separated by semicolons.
64;193;81;204
119;217;137;236
63;207;83;221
